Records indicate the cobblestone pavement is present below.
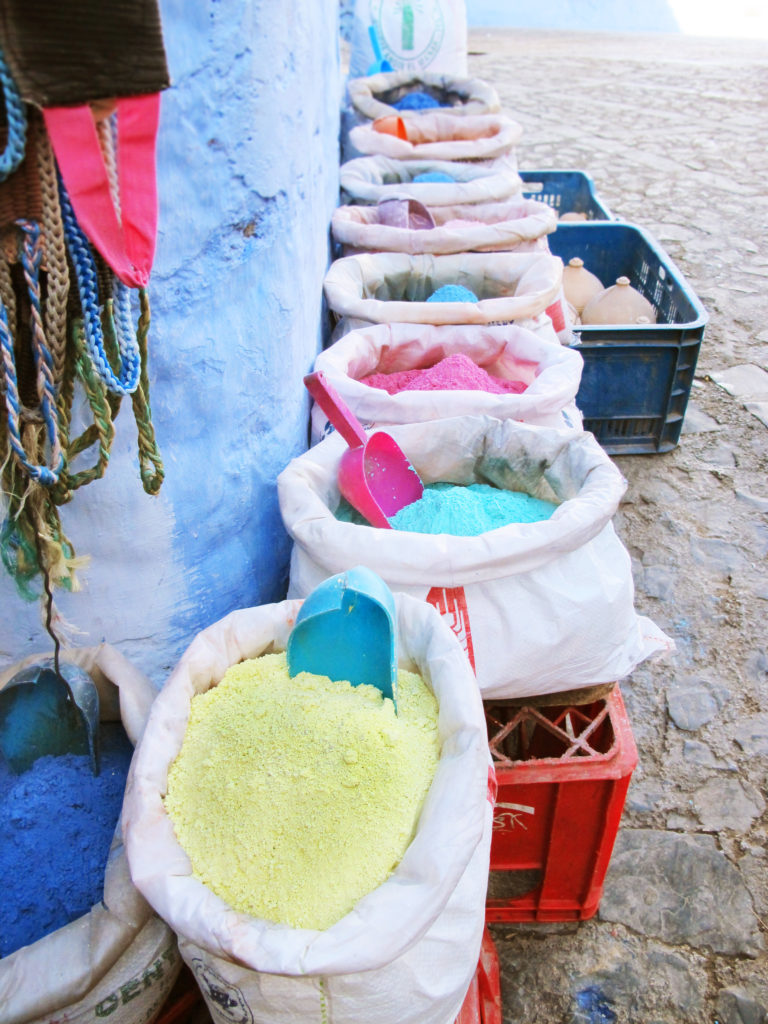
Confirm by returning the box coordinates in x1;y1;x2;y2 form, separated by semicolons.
468;28;768;1024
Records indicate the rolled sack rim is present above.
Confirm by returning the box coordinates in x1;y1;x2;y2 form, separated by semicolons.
347;70;501;121
311;322;584;419
331;197;556;254
323;250;563;325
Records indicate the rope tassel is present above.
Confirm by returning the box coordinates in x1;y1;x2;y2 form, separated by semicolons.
0;219;64;487
58;173;141;396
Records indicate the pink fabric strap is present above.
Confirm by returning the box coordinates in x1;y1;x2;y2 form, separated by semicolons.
43;94;161;288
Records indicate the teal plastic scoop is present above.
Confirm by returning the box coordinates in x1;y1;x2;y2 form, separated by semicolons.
287;567;398;711
0;659;100;774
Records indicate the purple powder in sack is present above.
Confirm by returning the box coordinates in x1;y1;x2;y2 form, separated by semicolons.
361;353;527;395
0;722;134;958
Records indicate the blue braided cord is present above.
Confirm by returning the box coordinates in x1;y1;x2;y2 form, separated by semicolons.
0;48;26;182
16;219;64;484
113;277;137;364
57;174;140;395
0;295;59;486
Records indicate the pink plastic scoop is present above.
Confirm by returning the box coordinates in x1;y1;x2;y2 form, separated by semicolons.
304;371;423;529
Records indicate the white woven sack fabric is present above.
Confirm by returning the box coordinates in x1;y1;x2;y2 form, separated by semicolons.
347;70;500;121
349;113;522;164
122;597;493;1024
310;322;583;444
0;646;180;1024
340;154;521;207
348;1;469;80
324;248;565;332
342;71;500;161
278;417;673;700
332;196;557;256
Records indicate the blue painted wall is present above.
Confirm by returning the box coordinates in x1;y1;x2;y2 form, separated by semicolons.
0;0;341;684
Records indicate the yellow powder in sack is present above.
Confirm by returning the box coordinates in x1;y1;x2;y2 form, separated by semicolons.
164;652;440;930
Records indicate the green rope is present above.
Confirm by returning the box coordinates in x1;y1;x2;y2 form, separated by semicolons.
51;316;121;503
131;288;164;495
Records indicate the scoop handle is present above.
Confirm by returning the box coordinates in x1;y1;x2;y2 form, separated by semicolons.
304;371;369;449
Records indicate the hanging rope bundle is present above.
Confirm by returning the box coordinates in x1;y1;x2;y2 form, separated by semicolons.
0;52;165;604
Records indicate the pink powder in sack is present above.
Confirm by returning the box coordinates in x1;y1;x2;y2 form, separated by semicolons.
361;353;528;395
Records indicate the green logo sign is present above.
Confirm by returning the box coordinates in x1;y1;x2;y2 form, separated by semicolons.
370;0;446;70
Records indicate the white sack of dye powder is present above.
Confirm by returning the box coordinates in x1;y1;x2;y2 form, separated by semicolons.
278;416;673;701
122;596;493;1024
310;321;584;444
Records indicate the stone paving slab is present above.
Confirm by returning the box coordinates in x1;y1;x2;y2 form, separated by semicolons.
468;28;768;1024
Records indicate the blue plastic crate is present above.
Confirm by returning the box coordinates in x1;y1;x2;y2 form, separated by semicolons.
520;170;614;221
549;221;708;454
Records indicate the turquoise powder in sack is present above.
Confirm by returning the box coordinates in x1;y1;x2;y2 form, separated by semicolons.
337;482;558;536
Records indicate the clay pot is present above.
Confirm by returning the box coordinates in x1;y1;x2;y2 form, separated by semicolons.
581;276;657;325
562;257;603;315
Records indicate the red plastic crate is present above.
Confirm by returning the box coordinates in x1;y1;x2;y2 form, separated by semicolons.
485;686;637;923
456;927;502;1024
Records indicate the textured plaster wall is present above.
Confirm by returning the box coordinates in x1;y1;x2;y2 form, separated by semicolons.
0;0;341;684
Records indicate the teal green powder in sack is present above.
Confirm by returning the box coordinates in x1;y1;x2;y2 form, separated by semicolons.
336;482;558;536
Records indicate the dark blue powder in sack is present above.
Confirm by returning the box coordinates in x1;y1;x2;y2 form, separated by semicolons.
394;91;441;111
0;722;133;958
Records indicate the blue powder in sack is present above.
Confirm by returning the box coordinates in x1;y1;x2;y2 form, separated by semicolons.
0;722;134;958
336;482;558;535
412;171;455;183
394;91;441;111
389;482;558;535
426;284;479;303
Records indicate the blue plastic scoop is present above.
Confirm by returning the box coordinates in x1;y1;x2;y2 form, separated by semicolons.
287;567;398;711
0;659;100;774
367;25;393;74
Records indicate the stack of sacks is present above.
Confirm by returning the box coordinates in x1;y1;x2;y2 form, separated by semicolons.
337;71;572;344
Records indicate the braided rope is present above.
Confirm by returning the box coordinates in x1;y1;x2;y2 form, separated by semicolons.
57;173;140;395
0;257;15;348
96;116;121;217
131;289;164;494
0;48;26;182
51;317;119;503
35;129;69;385
0;221;63;486
18;220;63;476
